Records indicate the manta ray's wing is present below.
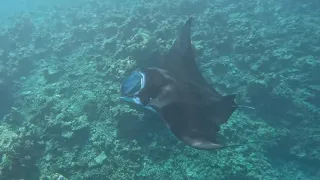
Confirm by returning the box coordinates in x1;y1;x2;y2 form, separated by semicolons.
150;93;237;150
162;17;219;95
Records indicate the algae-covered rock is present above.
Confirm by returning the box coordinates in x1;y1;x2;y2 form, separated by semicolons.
94;151;107;164
40;173;68;180
88;151;107;168
0;125;18;153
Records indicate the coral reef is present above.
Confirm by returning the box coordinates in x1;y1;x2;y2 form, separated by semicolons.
0;0;319;179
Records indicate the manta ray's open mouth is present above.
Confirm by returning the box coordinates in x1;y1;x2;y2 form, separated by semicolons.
120;70;146;104
120;70;145;96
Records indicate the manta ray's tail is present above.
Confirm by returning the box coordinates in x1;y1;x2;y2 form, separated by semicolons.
218;144;242;149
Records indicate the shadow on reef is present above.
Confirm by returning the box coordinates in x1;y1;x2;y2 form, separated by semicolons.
116;112;181;164
0;83;14;120
0;132;45;180
0;16;36;120
116;107;167;147
266;141;320;176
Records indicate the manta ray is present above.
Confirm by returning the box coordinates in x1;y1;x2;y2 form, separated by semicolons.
120;17;238;150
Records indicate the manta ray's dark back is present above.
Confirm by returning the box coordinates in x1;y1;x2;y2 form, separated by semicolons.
144;17;238;150
125;17;238;150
